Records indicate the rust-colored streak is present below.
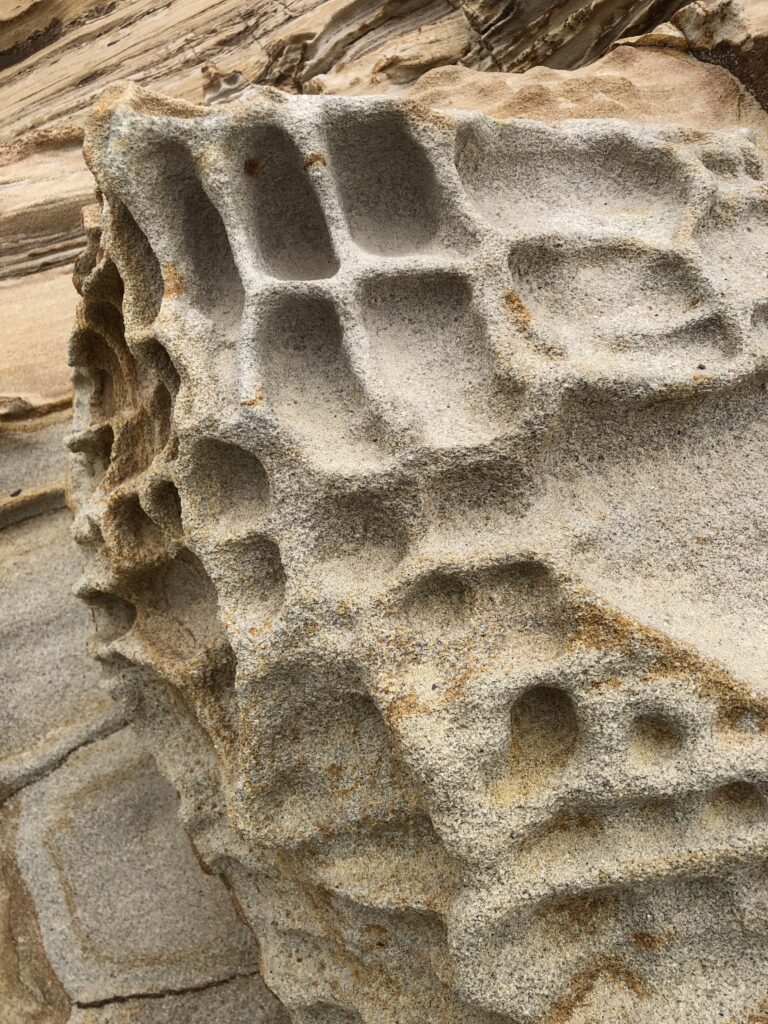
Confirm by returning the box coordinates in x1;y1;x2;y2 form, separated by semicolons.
504;289;533;327
303;152;327;169
162;265;185;298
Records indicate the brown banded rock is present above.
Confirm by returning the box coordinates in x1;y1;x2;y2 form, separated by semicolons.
0;0;706;143
68;81;768;1022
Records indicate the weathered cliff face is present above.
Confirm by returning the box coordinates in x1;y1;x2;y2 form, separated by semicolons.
68;80;768;1022
0;0;698;137
2;0;763;425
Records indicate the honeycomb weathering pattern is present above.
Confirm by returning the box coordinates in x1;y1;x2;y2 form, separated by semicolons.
69;81;768;1022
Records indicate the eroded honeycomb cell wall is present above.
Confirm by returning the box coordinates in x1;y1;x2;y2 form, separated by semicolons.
69;82;768;1023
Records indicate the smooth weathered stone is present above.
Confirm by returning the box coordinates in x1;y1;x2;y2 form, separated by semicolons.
405;43;768;147
16;727;259;1005
0;266;80;419
0;412;71;494
70;82;768;1022
0;509;125;797
0;797;71;1024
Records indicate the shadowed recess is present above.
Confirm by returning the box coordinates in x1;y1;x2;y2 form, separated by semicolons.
255;290;384;466
134;547;225;663
209;533;286;629
107;491;167;560
325;106;442;255
81;590;137;644
185;438;270;532
240;666;421;842
125;139;244;327
629;713;685;762
455;119;692;238
111;201;164;327
241;123;338;280
506;685;579;792
144;478;183;537
360;271;517;446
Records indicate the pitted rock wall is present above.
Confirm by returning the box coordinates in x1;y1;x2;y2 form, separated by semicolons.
68;82;768;1023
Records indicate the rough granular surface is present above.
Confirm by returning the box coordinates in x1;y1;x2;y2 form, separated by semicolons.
69;81;768;1023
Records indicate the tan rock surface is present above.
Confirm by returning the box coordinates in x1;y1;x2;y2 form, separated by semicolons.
0;509;125;798
16;727;261;1004
68;80;768;1022
406;43;768;143
0;267;80;418
0;798;71;1024
672;0;768;107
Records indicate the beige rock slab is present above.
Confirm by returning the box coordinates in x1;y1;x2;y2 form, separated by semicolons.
0;265;78;418
406;43;768;147
16;727;260;1005
0;410;72;496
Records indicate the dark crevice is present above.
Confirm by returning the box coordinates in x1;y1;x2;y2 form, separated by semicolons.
0;717;127;810
73;968;265;1009
0;18;63;72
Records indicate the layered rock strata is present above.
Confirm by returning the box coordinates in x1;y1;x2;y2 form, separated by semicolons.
69;82;768;1022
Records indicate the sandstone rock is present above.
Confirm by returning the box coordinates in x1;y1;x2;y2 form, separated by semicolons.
16;727;260;1005
69;81;768;1022
67;975;287;1024
0;266;81;419
405;43;768;146
0;510;125;798
672;0;768;108
0;798;71;1024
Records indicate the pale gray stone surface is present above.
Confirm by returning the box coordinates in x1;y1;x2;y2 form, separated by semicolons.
0;414;71;497
16;727;259;1005
0;509;125;797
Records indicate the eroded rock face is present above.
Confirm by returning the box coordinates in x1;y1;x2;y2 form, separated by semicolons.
70;82;768;1022
672;0;768;108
